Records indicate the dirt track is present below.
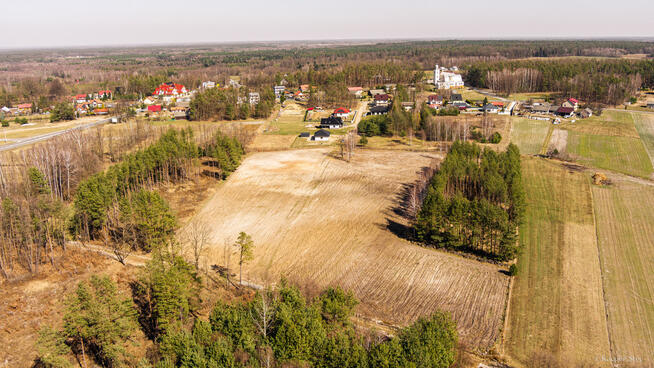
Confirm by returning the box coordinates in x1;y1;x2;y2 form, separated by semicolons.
184;148;510;350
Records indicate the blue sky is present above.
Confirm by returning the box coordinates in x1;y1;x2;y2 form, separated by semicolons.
2;0;653;49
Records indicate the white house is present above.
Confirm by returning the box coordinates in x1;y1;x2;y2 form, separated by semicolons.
249;92;260;105
274;85;285;98
434;65;464;89
201;81;216;90
332;107;350;118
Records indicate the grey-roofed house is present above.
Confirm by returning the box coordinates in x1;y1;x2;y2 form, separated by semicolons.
299;132;310;138
450;94;464;103
320;116;343;129
366;105;390;116
313;129;331;141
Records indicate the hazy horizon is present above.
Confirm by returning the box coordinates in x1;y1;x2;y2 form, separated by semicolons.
2;0;654;49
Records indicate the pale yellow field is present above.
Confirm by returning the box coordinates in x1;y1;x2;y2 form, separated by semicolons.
185;149;511;350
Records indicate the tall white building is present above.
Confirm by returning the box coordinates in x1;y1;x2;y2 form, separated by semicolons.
434;64;464;89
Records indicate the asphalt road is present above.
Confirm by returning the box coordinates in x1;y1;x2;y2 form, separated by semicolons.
0;117;113;152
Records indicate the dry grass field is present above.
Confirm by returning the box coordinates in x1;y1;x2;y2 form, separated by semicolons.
562;111;653;178
510;117;550;155
592;179;654;367
506;157;611;366
184;149;511;351
631;111;654;167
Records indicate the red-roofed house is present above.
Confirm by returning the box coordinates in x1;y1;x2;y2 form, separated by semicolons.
556;106;575;118
562;98;579;110
153;82;187;97
347;87;364;97
17;103;33;114
374;94;391;106
94;108;109;115
148;105;162;113
428;95;443;107
75;94;88;103
333;107;351;118
98;90;113;99
491;101;504;107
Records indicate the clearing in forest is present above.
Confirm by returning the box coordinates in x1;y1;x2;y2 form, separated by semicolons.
185;149;510;350
506;157;611;366
592;179;654;366
510;117;550;155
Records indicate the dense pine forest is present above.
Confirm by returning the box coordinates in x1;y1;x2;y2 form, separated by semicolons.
415;142;525;261
464;58;654;104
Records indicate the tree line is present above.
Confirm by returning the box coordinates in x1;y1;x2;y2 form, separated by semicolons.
464;58;654;104
189;87;275;121
37;250;459;368
415;142;525;261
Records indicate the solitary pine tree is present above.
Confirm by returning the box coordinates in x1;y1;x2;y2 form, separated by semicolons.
234;232;254;285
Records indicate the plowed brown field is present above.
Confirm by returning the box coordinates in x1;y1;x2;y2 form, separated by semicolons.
185;149;510;350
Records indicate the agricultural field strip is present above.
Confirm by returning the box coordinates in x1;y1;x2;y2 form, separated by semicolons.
631;111;654;169
185;149;510;351
506;157;611;366
591;180;654;366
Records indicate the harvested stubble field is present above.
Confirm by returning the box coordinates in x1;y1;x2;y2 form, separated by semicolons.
185;148;510;350
592;179;654;366
506;157;611;366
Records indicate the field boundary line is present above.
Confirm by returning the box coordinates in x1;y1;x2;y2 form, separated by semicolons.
587;176;617;366
539;125;554;155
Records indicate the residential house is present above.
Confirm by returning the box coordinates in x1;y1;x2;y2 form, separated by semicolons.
143;96;157;105
274;85;286;99
333;107;350;118
154;82;187;97
428;95;443;108
249;92;260;105
452;102;469;111
147;105;162;113
97;90;112;99
299;132;310;139
579;108;593;119
648;102;654;109
347;87;363;97
369;89;385;97
401;102;414;111
75;94;88;104
320;116;344;129
450;94;464;104
374;94;391;106
366;105;390;116
17;103;33;114
300;84;310;93
94;108;109;115
556;106;575;118
201;81;216;90
562;98;579;110
313;129;331;141
171;106;188;119
483;103;499;113
228;76;241;88
434;64;464;89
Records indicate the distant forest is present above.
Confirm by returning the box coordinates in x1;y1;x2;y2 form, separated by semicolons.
1;40;654;106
